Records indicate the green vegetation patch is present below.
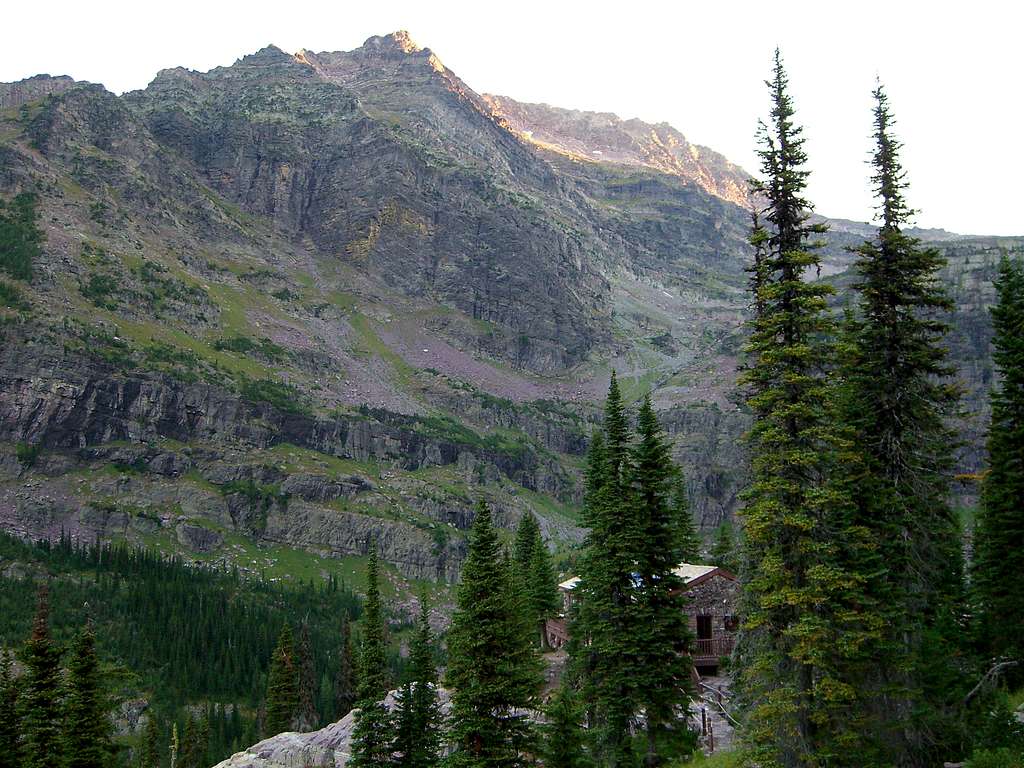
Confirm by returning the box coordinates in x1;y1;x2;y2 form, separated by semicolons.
0;192;42;281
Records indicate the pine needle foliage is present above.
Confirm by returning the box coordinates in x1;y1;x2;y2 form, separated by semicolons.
974;255;1024;665
445;500;542;768
20;585;63;768
264;624;299;736
738;51;885;767
0;650;20;768
840;83;966;764
349;545;393;768
63;622;113;768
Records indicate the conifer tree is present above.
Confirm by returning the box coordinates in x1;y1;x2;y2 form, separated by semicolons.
571;374;643;767
513;512;541;575
140;712;160;768
295;622;319;730
0;649;20;768
63;622;112;768
349;545;393;768
670;479;701;563
334;615;358;719
841;83;965;763
630;395;694;766
514;512;559;648
393;599;442;768
709;522;738;573
974;255;1024;663
540;683;591;768
264;624;299;736
446;500;542;768
526;540;559;649
738;51;880;767
20;585;63;768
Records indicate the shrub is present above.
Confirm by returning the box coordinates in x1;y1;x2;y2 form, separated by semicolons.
15;442;41;468
238;377;309;415
966;749;1024;768
0;279;27;309
81;273;119;309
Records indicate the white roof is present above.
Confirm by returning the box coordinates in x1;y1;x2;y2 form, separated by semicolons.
672;563;719;583
558;563;722;592
559;576;581;591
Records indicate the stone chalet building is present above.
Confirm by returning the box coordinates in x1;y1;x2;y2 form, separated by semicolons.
544;563;740;674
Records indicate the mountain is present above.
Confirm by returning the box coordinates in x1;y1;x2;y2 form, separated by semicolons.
0;31;1016;597
482;95;752;208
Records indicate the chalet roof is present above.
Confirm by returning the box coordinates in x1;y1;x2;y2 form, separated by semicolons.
558;563;734;592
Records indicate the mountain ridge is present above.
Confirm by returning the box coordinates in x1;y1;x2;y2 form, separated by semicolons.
0;30;1014;597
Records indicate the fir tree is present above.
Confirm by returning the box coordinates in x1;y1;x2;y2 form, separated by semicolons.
513;512;541;576
446;500;542;768
670;479;701;563
393;597;442;768
349;545;393;768
0;649;20;768
540;683;591;768
63;622;112;768
264;624;299;736
526;540;559;649
630;395;694;766
295;622;319;730
841;82;964;763
738;51;881;767
571;376;642;768
140;712;161;768
514;512;559;648
334;615;358;719
20;585;63;768
974;255;1024;663
709;522;738;573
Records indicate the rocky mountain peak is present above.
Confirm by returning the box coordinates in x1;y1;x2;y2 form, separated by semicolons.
0;74;78;109
483;95;753;208
359;29;424;56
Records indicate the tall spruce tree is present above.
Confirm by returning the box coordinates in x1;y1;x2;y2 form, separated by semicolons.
446;500;542;768
571;374;643;768
63;622;112;768
392;599;441;768
264;624;299;736
0;650;20;768
841;83;965;764
140;712;161;768
349;545;393;768
709;522;738;573
20;585;63;768
526;540;559;649
738;51;880;767
514;512;559;648
513;512;541;575
974;255;1024;664
670;479;701;563
295;622;319;731
334;615;358;719
630;395;694;766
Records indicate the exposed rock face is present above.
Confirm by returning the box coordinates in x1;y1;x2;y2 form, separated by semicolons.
484;95;752;208
212;688;450;768
0;74;78;109
0;30;1013;591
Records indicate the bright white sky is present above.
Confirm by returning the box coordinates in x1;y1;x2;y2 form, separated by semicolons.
3;0;1021;235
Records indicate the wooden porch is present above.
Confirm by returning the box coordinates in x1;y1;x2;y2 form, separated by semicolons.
692;634;735;666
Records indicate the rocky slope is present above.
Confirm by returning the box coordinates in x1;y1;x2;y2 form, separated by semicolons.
483;95;752;208
0;30;1016;593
